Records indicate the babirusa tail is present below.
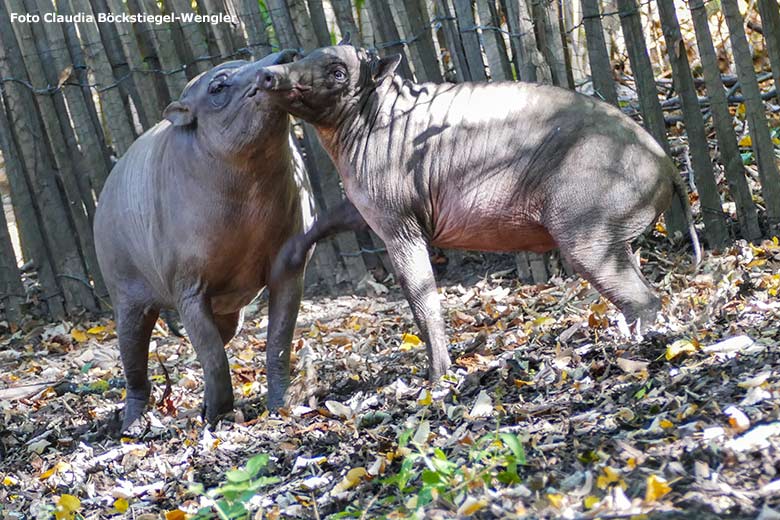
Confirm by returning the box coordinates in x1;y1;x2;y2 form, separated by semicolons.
672;175;702;268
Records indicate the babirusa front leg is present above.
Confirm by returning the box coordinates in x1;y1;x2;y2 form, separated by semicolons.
270;199;368;283
386;236;451;379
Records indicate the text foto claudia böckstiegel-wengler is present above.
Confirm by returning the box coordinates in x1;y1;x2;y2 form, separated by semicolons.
10;11;238;25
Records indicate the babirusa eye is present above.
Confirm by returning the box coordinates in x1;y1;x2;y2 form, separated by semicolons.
209;82;226;94
333;70;346;81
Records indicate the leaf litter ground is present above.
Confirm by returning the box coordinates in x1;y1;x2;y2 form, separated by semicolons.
1;235;779;519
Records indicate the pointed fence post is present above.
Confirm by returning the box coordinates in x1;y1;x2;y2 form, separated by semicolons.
689;0;761;241
581;0;618;105
722;0;780;235
656;0;728;248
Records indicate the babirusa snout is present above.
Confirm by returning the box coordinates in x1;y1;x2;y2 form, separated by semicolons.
256;64;307;92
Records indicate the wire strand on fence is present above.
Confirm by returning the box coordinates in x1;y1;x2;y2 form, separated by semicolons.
1;0;705;96
567;0;715;33
0;39;280;95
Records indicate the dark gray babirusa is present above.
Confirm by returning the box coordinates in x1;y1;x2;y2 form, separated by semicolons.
257;40;701;382
94;50;315;431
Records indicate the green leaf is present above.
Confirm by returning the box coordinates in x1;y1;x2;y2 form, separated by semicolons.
359;411;391;429
225;469;252;483
209;482;249;499
219;499;247;517
497;461;521;485
397;458;416;490
331;510;363;518
498;433;526;464
244;454;270;477
421;469;442;485
578;450;600;464
430;456;454;475
398;428;414;448
193;506;213;519
417;486;435;507
246;476;280;491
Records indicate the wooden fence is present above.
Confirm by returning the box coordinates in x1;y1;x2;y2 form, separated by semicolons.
1;0;779;326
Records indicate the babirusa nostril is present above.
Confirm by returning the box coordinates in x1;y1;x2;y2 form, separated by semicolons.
263;72;274;89
256;70;271;90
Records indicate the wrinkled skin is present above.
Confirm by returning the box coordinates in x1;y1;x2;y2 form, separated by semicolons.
94;50;315;431
258;42;700;382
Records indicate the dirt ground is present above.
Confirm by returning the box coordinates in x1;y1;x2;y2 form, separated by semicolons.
0;232;779;519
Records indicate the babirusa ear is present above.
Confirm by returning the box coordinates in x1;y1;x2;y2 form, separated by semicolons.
371;53;401;83
273;48;300;65
163;100;195;127
338;32;351;45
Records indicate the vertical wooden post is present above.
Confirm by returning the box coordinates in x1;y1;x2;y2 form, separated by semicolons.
232;0;272;58
19;0;96;222
124;0;174;110
581;0;618;105
266;0;301;48
656;0;728;248
562;0;587;84
504;0;550;82
401;0;444;82
453;0;488;81
0;8;95;314
168;0;213;74
332;0;364;47
287;0;319;50
615;0;686;237
756;0;780;101
67;0;136;155
0;92;32;324
368;0;414;79
358;1;374;44
39;0;111;196
201;0;239;58
531;0;569;87
219;0;250;51
0;194;24;327
59;0;112;156
615;0;666;149
689;0;761;241
434;0;471;81
307;0;332;47
104;0;166;126
0;105;31;262
136;0;189;99
722;0;780;234
556;0;575;87
476;0;513;81
89;0;145;132
9;0;105;305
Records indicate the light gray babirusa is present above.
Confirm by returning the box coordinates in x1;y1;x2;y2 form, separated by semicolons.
258;39;701;382
93;50;316;431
